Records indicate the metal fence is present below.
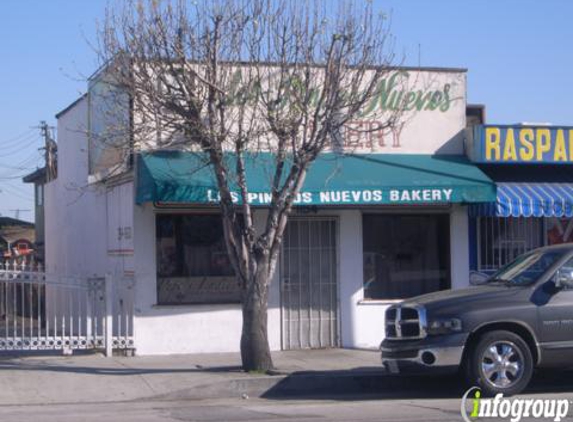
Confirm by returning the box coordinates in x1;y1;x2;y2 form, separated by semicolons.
0;265;134;355
477;217;544;272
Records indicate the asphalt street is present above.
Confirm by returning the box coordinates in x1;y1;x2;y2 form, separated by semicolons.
0;397;456;422
1;351;573;422
3;372;573;422
2;392;572;422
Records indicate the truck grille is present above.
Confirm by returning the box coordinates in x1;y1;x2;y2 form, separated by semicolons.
385;305;426;339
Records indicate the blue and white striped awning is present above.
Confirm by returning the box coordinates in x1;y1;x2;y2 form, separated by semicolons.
469;183;573;217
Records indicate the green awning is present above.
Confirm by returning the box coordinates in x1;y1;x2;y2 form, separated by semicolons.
136;151;496;206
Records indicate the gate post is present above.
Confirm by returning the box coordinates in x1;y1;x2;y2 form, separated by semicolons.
105;273;113;357
85;284;92;346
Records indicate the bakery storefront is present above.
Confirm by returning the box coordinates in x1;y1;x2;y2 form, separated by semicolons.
130;68;498;354
137;154;495;352
467;124;573;276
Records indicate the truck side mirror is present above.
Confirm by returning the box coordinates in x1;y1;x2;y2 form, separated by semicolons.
554;269;573;290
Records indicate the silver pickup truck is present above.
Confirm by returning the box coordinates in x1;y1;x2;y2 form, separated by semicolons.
381;243;573;396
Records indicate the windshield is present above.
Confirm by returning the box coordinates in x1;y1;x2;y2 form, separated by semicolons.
488;250;565;286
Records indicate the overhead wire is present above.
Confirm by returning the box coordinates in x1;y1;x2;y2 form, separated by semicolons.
0;151;42;169
0;154;42;179
0;174;35;181
1;181;34;197
0;127;43;211
0;162;39;171
4;176;36;189
0;134;42;158
0;155;42;179
1;186;34;200
0;129;44;181
0;131;38;150
0;184;34;202
0;129;37;149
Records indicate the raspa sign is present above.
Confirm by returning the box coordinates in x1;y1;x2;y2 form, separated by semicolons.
467;125;573;164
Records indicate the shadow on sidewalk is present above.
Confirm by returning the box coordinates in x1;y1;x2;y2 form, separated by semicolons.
262;368;465;400
0;353;244;376
261;368;573;401
0;363;244;375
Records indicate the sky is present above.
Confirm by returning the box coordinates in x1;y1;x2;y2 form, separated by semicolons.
0;0;571;222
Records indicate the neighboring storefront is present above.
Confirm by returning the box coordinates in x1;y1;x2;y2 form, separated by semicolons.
466;124;573;275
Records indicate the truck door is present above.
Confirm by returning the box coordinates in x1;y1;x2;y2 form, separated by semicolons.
536;257;573;365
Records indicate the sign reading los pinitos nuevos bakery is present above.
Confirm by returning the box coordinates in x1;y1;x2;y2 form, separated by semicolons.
467;124;573;164
138;151;496;207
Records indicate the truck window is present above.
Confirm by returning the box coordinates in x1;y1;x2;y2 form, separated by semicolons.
489;250;564;286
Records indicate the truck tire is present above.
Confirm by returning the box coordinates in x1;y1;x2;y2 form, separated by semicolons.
465;330;533;397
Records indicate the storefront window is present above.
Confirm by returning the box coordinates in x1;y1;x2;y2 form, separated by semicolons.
156;214;240;305
362;214;450;300
478;217;543;272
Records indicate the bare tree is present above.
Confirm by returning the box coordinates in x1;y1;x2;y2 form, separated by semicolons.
96;0;399;371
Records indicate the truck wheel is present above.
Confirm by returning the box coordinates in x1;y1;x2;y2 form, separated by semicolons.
465;330;533;397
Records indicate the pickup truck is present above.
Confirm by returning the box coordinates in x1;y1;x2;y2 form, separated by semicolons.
380;243;573;396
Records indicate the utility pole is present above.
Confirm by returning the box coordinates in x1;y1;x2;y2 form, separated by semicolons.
36;121;57;182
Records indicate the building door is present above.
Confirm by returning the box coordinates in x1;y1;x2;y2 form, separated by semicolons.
280;218;338;349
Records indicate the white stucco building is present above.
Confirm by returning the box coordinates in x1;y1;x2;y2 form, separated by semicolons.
45;66;496;355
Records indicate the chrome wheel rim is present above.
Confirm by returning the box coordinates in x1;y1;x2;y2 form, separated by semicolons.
480;340;524;389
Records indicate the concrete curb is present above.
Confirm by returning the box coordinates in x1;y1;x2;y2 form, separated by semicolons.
154;375;286;401
152;370;460;401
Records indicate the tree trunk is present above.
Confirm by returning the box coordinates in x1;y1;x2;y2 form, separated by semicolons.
240;257;274;372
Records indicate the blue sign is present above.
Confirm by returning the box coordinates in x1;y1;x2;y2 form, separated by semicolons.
467;125;573;164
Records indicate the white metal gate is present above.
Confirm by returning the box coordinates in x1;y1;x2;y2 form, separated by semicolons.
0;265;134;354
280;218;339;349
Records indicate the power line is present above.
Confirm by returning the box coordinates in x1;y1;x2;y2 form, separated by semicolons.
1;180;35;194
0;151;42;179
0;163;38;172
0;162;41;177
0;135;40;156
0;129;36;148
0;134;41;158
0;132;39;152
1;179;34;192
0;152;42;172
0;187;34;202
0;173;35;181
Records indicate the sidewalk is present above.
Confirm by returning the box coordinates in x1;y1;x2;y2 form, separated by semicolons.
0;349;391;405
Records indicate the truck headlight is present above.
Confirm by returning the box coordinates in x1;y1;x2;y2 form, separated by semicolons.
427;318;462;335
